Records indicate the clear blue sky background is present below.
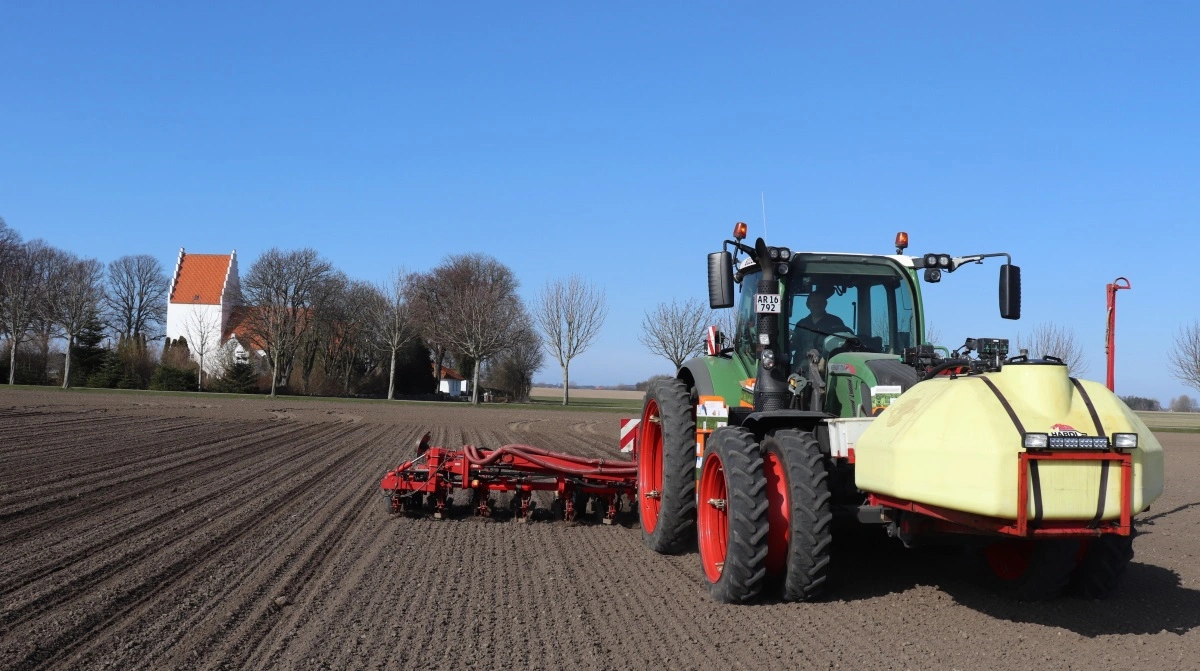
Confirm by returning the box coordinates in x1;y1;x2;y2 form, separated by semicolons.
1;3;1196;402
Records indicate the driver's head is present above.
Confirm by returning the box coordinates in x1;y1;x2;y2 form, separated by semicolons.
806;292;828;319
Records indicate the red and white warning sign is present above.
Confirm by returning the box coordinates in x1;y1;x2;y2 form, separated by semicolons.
619;418;640;453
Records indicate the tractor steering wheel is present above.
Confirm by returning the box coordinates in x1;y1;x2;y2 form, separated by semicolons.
827;332;868;360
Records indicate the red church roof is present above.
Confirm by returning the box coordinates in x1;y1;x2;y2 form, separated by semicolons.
171;252;234;305
436;365;466;381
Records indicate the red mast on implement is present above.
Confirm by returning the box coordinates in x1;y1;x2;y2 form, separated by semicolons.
1105;277;1132;392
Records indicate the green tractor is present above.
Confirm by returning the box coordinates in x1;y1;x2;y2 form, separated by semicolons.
636;224;1163;603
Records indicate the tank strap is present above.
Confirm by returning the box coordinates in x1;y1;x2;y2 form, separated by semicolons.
978;377;1043;526
1070;378;1107;438
1072;378;1111;527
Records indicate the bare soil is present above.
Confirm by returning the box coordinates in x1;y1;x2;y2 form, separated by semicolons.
2;388;1198;670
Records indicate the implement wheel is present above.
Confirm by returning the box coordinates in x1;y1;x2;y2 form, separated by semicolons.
698;427;769;603
1069;530;1136;599
761;429;832;602
979;538;1081;601
638;379;697;554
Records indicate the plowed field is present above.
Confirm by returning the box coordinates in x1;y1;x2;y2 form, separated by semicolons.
2;389;1199;670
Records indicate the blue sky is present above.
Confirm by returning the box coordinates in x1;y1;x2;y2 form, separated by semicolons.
1;3;1196;402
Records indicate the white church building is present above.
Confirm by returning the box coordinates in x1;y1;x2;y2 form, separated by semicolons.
164;248;249;372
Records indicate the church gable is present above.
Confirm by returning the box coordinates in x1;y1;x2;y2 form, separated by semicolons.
169;250;236;305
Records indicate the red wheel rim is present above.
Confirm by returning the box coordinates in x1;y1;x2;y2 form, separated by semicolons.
638;399;663;533
762;451;789;576
698;451;729;583
984;540;1035;582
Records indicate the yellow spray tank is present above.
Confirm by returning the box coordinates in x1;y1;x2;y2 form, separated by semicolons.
854;361;1164;521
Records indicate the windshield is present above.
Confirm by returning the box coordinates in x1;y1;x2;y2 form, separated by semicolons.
785;255;918;370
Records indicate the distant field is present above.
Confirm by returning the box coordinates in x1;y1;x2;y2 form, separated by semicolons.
1137;411;1200;433
530;387;644;400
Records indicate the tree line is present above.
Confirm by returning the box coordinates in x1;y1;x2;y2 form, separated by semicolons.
0;217;611;404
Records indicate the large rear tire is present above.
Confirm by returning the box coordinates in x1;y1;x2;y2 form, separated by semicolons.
978;538;1081;601
761;429;832;602
698;426;770;603
638;378;697;554
1069;530;1135;599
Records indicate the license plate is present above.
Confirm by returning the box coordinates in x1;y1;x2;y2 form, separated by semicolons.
755;294;781;314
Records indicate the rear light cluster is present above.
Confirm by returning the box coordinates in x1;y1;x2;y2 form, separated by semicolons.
1022;432;1138;451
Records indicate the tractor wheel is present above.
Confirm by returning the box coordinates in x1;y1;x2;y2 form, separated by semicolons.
697;426;770;603
384;493;399;515
978;538;1081;601
1069;530;1136;599
761;429;833;602
638;378;697;554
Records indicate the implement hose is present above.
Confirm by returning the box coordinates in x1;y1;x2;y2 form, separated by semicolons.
462;444;638;477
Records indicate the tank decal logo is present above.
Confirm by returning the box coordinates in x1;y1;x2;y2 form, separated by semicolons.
1050;423;1085;436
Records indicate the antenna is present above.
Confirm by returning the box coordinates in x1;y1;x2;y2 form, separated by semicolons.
761;192;767;237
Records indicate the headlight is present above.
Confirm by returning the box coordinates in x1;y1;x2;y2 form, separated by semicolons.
778;248;791;260
1023;433;1049;450
776;263;790;276
769;247;780;260
1112;433;1138;449
761;349;776;370
938;254;951;268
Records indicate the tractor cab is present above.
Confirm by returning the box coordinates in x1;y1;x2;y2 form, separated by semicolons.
728;253;921;415
706;225;1022;417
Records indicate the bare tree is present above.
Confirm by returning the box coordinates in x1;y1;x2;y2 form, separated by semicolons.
0;239;53;384
53;256;104;388
372;269;418;400
484;324;544;401
1170;321;1200;393
320;279;377;395
1170;395;1198;412
533;275;607;405
924;321;942;346
239;248;334;398
638;297;711;372
181;302;222;392
0;217;19;266
31;242;72;381
105;255;169;340
1015;322;1088;375
294;271;348;394
407;272;454;394
418;254;524;404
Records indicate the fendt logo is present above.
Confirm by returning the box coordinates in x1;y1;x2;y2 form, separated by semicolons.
1050;423;1086;436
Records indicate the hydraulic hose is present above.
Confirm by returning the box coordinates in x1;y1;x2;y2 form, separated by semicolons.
462;444;638;477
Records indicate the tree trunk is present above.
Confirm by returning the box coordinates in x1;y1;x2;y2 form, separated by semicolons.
270;352;279;398
62;335;74;389
562;365;569;406
198;354;204;392
8;343;16;385
471;359;481;405
388;349;397;400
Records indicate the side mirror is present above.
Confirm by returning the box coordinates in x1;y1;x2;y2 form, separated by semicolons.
708;251;735;309
999;264;1021;320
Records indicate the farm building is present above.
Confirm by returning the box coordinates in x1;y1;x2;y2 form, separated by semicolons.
436;365;469;396
165;249;245;372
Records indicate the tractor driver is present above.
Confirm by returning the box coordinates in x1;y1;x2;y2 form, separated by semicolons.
790;288;850;368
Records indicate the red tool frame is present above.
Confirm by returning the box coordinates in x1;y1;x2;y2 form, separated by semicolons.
869;449;1134;538
380;443;638;523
